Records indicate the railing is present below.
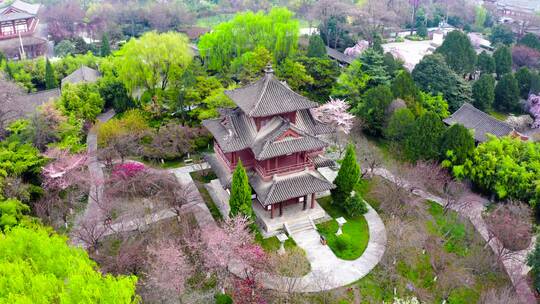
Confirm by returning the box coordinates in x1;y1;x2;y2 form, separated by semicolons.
254;161;314;178
0;19;38;40
214;145;254;171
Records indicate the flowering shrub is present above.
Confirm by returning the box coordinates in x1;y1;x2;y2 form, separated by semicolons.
111;162;145;179
311;98;355;134
528;94;540;129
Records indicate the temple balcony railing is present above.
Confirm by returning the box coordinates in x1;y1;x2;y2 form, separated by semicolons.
254;161;314;180
0;19;38;40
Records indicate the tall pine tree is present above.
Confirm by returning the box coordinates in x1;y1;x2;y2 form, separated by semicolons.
100;33;111;57
472;74;495;111
405;112;445;161
229;160;253;218
331;143;360;205
494;45;512;79
45;58;56;89
494;73;520;112
435;30;477;76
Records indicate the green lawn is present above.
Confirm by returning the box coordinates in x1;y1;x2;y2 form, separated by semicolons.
488;110;509;121
316;196;370;260
255;233;297;252
426;201;472;257
189;171;223;222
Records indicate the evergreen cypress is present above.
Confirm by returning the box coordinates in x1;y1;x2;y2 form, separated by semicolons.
45;58;56;89
477;51;495;75
228;160;253;218
515;67;532;99
331;143;360;205
391;70;421;113
472;74;495;111
100;33;111;57
440;124;475;166
493;45;512;79
405;112;445;161
307;34;327;58
435;30;477;76
494;73;520;112
360;48;391;87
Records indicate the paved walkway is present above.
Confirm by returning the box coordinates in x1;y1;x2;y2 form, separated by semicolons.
229;203;387;292
372;167;537;304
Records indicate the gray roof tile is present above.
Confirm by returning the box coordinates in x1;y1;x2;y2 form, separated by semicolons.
61;65;101;87
251;169;335;206
224;69;318;117
443;103;514;142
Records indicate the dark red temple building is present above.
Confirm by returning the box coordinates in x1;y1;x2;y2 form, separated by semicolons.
0;0;47;59
204;65;336;233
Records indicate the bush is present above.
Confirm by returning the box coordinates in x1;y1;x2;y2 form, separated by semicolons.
343;192;368;217
215;293;233;304
335;234;352;252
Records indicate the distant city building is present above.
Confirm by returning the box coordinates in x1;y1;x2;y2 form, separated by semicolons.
0;0;47;59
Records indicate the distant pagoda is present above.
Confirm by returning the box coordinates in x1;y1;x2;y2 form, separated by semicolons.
203;65;335;232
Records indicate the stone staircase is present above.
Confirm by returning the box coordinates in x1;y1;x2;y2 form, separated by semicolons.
285;217;317;235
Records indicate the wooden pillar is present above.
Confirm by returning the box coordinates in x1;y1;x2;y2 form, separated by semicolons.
279;202;283;217
270;204;274;219
302;196;307;210
311;193;316;209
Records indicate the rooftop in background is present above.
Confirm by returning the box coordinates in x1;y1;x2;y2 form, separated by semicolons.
179;27;210;40
326;47;355;65
497;0;540;12
0;0;40;15
0;75;60;119
443;103;515;142
61;66;101;87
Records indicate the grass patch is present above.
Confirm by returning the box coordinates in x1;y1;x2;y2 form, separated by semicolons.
316;196;370;260
396;255;436;289
255;233;297;252
426;201;471;256
488;110;509;121
190;171;223;222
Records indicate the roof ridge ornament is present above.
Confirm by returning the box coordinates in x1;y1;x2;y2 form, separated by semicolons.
264;63;274;74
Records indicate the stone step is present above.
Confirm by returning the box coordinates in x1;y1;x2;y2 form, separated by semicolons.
287;219;315;235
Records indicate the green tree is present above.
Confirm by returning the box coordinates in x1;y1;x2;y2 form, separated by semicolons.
472;74;495;111
354;85;394;136
493;45;512;78
419;91;449;119
44;58;56;90
54;40;76;57
230;46;272;84
528;240;540;293
385;107;415;142
494;73;520;112
360;48;391;88
391;70;420;113
307;34;327;58
0;226;139;303
296;56;340;103
412;54;472;111
100;33;111;57
114;31;192;93
519;33;540;51
476;51;495;75
198;8;299;72
436;30;477;76
515;67;532;99
0;199;30;231
382;52;404;78
58;83;105;121
331;144;360;205
440;124;475;167
489;24;515;46
332;59;369;107
405;112;445;161
98;77;135;113
275;58;314;94
229;160;252;218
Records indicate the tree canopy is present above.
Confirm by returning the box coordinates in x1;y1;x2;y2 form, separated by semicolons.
476;51;495;75
493;46;512;78
440;124;475;167
435;30;477;76
494;73;520;112
57;83;104;121
405;112;445;161
229;160;252;218
412;54;472;112
0;226;139;303
331;143;360;205
354;85;394;136
472;74;495;111
114;31;193;93
198;8;299;72
307;34;327;58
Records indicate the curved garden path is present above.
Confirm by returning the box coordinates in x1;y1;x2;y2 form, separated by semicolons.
230;203;387;293
372;167;537;304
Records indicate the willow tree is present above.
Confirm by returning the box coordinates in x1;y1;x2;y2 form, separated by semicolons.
113;31;193;93
198;7;299;72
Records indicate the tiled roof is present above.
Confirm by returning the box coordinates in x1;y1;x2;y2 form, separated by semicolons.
61;66;101;87
311;155;337;169
443;103;514;142
0;11;33;22
296;109;334;135
326;46;355;65
0;76;60;119
224;67;318;117
251;169;335;206
204;109;329;160
0;35;46;50
0;0;40;15
204;153;232;188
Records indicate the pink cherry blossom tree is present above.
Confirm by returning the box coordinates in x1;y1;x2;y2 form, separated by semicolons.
527;94;540;128
311;97;355;134
42;148;89;190
146;239;193;300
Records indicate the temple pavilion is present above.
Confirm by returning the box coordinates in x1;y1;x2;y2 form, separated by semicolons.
203;65;336;233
